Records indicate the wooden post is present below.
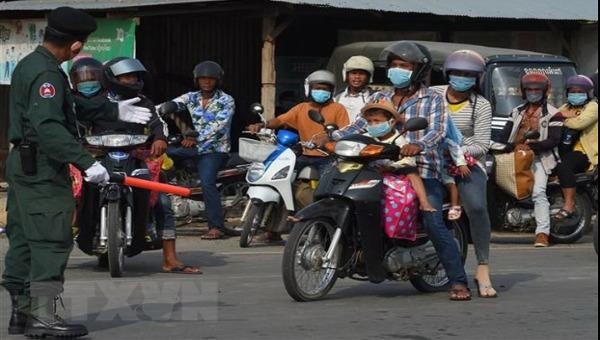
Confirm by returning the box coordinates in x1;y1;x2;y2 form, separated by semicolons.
261;15;291;120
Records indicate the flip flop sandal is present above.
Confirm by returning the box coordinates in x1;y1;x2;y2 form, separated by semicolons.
474;278;498;298
162;265;203;275
448;284;472;301
553;209;575;221
201;229;226;240
448;206;462;221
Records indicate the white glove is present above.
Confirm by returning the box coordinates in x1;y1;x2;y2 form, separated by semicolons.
117;97;153;124
84;162;110;184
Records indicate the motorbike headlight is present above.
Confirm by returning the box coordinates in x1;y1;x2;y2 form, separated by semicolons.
271;165;290;180
247;163;266;182
335;141;367;157
85;136;103;146
131;135;149;145
101;135;132;147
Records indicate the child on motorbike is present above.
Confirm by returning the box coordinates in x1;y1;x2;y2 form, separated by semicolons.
361;99;435;212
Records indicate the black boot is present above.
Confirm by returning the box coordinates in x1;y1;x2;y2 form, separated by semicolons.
8;292;28;335
24;296;88;338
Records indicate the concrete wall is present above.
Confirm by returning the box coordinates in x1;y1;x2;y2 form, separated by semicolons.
570;23;598;75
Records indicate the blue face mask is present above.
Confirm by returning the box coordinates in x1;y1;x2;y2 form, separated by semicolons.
567;93;588;106
311;89;332;104
448;75;477;93
525;91;544;104
77;80;102;97
387;68;413;88
367;120;393;138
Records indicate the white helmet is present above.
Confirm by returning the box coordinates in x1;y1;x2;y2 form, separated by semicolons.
342;56;374;83
304;70;336;96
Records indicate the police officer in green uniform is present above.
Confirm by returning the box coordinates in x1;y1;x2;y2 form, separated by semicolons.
2;7;153;338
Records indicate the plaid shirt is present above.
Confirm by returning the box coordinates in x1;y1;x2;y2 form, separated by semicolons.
333;87;447;180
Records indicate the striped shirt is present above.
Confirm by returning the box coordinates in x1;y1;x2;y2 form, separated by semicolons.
431;85;492;170
335;87;446;180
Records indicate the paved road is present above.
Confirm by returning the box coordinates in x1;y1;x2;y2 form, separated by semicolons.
0;235;597;340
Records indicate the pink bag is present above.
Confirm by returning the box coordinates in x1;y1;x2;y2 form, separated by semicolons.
381;173;419;241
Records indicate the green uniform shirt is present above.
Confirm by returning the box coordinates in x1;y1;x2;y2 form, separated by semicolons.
9;45;118;171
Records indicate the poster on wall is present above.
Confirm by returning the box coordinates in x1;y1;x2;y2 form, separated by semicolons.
0;18;136;85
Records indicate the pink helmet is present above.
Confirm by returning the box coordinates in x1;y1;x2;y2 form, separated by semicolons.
443;50;486;79
566;75;595;98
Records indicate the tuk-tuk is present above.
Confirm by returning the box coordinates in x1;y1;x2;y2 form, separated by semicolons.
327;41;577;138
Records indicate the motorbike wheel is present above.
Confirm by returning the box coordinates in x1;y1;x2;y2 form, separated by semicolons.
106;202;125;278
410;218;469;293
239;201;264;248
550;192;592;244
221;182;249;237
593;219;598;255
282;219;340;302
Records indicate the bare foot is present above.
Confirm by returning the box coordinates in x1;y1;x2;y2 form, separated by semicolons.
475;265;497;298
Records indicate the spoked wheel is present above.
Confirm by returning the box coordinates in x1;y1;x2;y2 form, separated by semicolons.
282;219;340;301
549;192;592;244
239;201;265;248
221;182;249;236
410;219;468;293
106;201;125;278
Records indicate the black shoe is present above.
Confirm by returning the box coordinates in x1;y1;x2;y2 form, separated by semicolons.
8;294;28;335
24;315;88;338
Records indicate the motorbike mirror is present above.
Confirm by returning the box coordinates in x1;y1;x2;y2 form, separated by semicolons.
325;124;338;131
403;117;428;132
308;110;326;125
157;101;179;116
250;103;264;115
524;130;541;140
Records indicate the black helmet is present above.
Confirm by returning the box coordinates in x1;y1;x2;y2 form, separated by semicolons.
69;57;103;87
379;41;432;87
104;57;147;99
193;61;224;81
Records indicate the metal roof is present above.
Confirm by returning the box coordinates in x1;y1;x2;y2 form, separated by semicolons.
0;0;597;21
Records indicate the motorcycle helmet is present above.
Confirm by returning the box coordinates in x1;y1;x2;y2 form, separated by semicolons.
69;57;104;97
520;72;551;100
566;74;595;99
442;49;485;79
104;57;147;99
379;41;432;87
342;55;375;83
304;70;336;97
193;60;224;83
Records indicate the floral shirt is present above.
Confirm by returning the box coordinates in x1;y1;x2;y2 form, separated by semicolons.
172;90;235;154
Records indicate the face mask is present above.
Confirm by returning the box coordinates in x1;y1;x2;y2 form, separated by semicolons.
387;68;413;88
567;93;588;106
311;89;332;104
448;75;477;92
525;91;544;104
367;120;393;138
76;80;102;97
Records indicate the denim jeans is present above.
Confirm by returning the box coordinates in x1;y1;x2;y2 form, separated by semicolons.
198;153;229;229
422;178;468;286
456;166;491;265
154;193;176;240
296;155;333;176
532;159;551;235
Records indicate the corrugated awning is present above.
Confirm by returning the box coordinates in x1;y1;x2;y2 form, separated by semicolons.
0;0;598;21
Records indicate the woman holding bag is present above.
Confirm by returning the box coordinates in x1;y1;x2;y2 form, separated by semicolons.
499;72;564;248
432;50;496;298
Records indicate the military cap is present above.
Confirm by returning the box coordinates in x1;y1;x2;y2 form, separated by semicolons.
47;7;97;39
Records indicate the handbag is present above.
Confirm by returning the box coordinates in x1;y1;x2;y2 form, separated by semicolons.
494;150;535;200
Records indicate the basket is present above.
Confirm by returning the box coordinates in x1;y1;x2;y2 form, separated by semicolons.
238;138;278;163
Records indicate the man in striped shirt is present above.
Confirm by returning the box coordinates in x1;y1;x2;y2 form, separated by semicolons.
333;41;471;301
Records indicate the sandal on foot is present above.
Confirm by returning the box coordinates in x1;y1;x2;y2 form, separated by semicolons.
162;265;202;275
448;206;462;221
474;278;498;298
201;228;226;240
448;284;472;301
553;208;575;221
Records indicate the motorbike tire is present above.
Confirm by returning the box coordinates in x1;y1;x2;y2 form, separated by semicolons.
410;218;469;293
239;202;264;248
282;219;339;302
592;219;598;255
550;192;592;244
106;202;125;278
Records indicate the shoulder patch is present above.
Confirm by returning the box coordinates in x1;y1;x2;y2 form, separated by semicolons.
39;83;56;98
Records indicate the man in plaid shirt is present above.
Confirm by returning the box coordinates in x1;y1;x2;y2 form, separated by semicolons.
333;41;471;301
